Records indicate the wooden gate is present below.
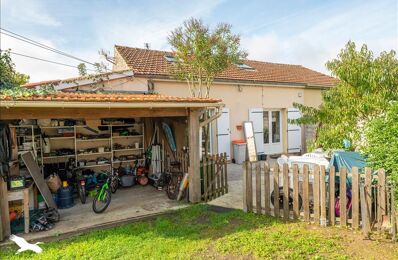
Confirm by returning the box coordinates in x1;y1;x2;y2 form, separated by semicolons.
243;161;397;239
202;153;228;201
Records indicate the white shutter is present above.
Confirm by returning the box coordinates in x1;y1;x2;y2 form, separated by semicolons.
287;108;302;153
216;108;231;159
248;108;265;154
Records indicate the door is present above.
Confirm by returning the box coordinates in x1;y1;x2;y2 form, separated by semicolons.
216;108;231;159
287;108;302;153
248;108;265;154
263;110;283;154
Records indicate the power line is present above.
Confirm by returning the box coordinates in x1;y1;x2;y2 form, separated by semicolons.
0;28;107;70
3;50;96;71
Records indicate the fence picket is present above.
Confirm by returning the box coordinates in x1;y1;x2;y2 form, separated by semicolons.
352;167;359;229
216;154;221;197
243;162;248;212
220;155;225;196
256;162;262;214
223;152;228;194
247;162;253;212
303;164;310;222
292;164;299;219
273;163;280;218
320;166;326;226
211;155;216;199
378;169;386;230
329;166;336;226
365;168;372;221
264;162;270;216
283;163;289;220
203;157;208;201
340;167;347;226
313;165;320;224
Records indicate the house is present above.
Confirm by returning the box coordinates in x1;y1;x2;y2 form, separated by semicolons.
23;46;337;159
111;46;337;158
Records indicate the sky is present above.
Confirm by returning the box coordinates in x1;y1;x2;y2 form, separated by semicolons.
1;0;397;82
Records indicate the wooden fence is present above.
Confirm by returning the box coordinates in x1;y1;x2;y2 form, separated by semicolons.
243;161;397;239
201;153;228;201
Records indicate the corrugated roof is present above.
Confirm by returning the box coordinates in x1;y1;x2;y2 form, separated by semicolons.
0;92;221;103
115;45;337;87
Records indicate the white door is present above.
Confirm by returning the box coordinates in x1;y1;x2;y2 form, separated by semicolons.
263;110;283;155
287;108;302;153
217;108;231;159
248;108;265;154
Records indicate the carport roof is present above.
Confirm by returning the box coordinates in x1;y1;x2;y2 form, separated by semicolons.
0;92;222;108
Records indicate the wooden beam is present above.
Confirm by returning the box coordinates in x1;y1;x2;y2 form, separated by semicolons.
0;107;188;120
188;108;201;203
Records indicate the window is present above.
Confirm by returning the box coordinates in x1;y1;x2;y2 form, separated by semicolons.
272;111;281;143
237;63;255;70
263;112;269;144
164;55;176;62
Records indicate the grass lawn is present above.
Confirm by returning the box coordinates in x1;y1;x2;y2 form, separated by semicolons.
1;204;397;259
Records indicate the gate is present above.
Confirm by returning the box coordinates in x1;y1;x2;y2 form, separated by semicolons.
243;161;397;240
201;153;228;201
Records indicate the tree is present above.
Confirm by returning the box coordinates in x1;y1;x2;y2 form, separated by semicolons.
293;41;398;151
0;50;29;89
168;18;247;98
77;63;87;76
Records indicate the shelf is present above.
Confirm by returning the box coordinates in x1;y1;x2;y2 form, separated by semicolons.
112;159;144;164
76;138;111;142
43;154;75;159
77;152;112;156
80;164;111;168
112;135;143;139
40;126;75;129
113;148;144;152
47;136;75;140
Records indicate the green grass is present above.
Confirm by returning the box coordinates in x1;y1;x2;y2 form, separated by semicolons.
0;204;368;259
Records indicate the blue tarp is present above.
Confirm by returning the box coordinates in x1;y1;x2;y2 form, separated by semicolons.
327;151;367;187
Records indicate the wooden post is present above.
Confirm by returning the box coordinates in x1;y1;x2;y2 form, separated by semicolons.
303;164;310;222
216;154;221;197
188;108;201;203
365;168;372;221
211;155;216;200
203;156;208;201
320;166;327;227
360;182;371;238
0;178;10;238
378;169;386;230
391;186;396;242
256;162;262;214
352;167;360;229
340;167;347;226
264;162;271;216
283;163;289;220
23;188;30;234
273;163;280;218
292;164;299;219
329;166;336;226
223;152;228;193
220;154;225;196
243;162;248;212
247;162;253;212
313;165;320;224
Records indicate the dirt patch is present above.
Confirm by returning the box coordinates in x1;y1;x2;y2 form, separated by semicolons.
306;225;398;259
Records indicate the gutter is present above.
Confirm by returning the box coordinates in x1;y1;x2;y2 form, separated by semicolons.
0;101;223;109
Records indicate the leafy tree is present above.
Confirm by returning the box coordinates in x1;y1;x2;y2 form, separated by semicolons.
363;102;398;183
0;50;29;89
293;41;398;151
168;18;247;98
77;63;87;76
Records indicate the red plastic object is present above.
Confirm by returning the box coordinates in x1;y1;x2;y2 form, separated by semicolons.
232;140;246;144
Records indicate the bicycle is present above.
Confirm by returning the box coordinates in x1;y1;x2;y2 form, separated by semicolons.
92;174;113;213
166;171;188;201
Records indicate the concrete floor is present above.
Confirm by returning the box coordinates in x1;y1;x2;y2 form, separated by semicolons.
10;185;186;243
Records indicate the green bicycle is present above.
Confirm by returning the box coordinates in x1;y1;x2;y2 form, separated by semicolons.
92;174;113;214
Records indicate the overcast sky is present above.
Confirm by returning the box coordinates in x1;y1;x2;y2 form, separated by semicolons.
1;0;397;82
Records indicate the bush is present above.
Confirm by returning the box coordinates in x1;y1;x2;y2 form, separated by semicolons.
363;102;398;184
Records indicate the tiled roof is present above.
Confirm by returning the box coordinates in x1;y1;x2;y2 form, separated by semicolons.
0;92;221;103
115;45;337;87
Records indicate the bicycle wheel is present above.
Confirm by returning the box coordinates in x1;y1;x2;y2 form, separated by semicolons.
111;178;119;194
92;189;112;213
166;175;179;200
79;184;86;204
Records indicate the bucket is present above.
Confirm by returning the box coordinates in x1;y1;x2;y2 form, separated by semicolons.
57;186;74;209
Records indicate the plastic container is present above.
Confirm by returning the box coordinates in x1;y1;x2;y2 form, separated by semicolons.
232;140;246;164
121;175;136;187
57;186;74;209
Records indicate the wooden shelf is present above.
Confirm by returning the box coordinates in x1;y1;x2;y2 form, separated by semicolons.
43;154;75;159
48;136;74;140
80;164;111;168
113;148;143;152
113;159;144;164
112;135;143;139
40;126;75;129
76;138;111;142
77;152;112;156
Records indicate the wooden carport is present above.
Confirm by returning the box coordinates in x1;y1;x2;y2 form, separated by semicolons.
0;92;223;203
